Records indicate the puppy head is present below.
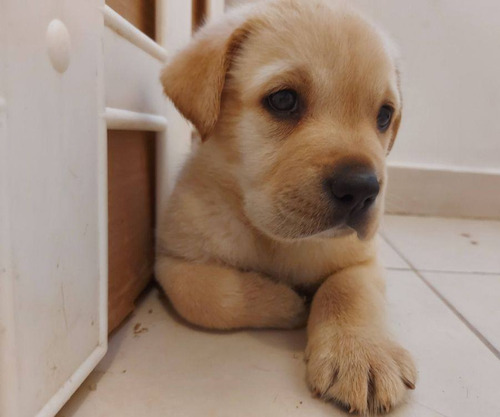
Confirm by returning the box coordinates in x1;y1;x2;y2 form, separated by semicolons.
161;0;402;241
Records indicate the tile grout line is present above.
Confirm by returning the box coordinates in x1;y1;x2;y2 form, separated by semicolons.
381;234;500;361
386;267;500;277
414;269;500;276
386;267;412;271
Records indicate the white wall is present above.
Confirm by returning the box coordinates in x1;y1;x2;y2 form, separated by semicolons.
353;0;500;173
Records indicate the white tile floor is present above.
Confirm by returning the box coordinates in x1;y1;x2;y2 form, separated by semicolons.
57;215;500;417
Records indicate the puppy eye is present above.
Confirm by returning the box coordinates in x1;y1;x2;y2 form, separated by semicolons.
266;89;299;114
377;105;393;132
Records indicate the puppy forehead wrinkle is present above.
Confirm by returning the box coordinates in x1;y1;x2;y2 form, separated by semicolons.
247;61;296;93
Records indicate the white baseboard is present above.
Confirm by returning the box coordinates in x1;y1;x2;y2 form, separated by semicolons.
385;164;500;219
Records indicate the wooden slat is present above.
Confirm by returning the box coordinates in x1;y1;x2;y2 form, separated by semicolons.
106;0;156;39
105;107;167;131
107;131;156;333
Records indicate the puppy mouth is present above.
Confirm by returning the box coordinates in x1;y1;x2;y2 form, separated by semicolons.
267;205;374;241
344;211;375;240
315;224;356;239
250;186;378;241
301;198;378;240
322;213;373;240
343;220;371;240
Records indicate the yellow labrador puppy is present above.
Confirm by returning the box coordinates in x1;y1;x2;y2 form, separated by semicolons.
156;0;416;413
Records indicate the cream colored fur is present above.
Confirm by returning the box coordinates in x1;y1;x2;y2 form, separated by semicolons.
156;0;416;414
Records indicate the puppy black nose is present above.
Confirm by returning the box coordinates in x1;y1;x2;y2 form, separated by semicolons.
327;166;380;214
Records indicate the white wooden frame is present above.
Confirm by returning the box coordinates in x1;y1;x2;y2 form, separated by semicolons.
1;1;194;416
1;1;227;415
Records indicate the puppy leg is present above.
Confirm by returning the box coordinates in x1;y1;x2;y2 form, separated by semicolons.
156;256;307;330
305;261;416;414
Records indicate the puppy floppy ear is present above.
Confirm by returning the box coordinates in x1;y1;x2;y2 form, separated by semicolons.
160;15;252;139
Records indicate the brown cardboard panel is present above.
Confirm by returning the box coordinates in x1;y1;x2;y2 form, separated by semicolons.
107;131;156;333
106;0;156;40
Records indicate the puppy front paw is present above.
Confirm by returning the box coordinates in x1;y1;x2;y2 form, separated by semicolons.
251;281;309;329
306;332;416;414
272;287;309;329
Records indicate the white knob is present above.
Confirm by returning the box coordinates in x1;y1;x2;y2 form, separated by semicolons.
46;19;71;73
